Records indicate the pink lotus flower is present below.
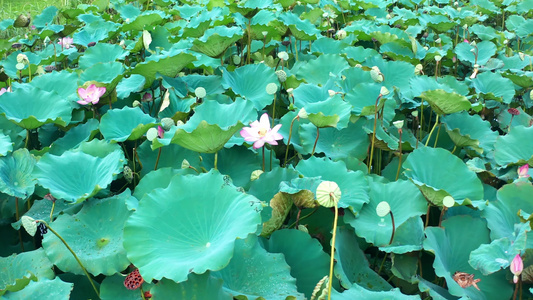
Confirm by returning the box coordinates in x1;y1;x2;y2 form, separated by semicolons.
0;87;12;96
77;84;106;105
511;254;523;284
240;113;283;149
518;165;530;178
58;37;74;49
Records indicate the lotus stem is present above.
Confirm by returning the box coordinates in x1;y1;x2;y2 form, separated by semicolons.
425;113;439;147
50;201;56;222
214;151;218;170
25;129;29;149
15;197;24;251
327;201;339;300
438;207;447;228
389;211;396;244
395;129;403;181
433;123;442;148
288;207;319;229
424;205;431;228
311;126;319;156
451;145;457;154
246;19;251;64
283;116;298;167
154;148;162;170
262;147;265;172
39;221;100;299
368;94;382;173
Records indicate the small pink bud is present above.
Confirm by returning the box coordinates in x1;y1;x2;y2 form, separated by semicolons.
157;126;164;139
511;254;523;284
518;165;530;178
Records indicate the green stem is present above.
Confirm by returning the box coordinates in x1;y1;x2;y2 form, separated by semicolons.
49;201;56;222
154;148;162;170
311;126;319;156
41;221;100;298
247;19;251;64
395;130;403;181
451;145;457;154
214;151;218;170
288;206;319;228
388;211;396;244
327;202;339;300
425;113;439;147
368;95;382;173
433;124;442;148
283;116;298;167
262;147;265;172
25;129;29;149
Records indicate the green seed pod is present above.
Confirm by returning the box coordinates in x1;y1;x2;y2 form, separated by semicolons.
195;87;206;98
146;127;158;141
161;118;175;131
123;166;133;183
316;181;341;208
266;83;278;95
275;70;287;82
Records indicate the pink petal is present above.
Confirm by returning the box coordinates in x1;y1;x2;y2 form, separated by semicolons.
77;99;89;105
240;127;260;141
253;139;265;149
511;254;523;275
258;113;271;128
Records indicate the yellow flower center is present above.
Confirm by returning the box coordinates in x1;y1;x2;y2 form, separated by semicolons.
258;128;268;137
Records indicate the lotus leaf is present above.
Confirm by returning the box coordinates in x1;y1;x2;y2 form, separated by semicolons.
42;192;132;275
171;98;257;153
212;235;304;299
123;171;262;282
295;54;349;85
0;149;35;198
150;273;231;300
424;216;513;300
420;90;471;115
494;126;533;166
442;111;498;154
121;12;165;32
0;87;72;129
0;249;54;296
100;107;157;142
454;41;497;66
403;147;484;206
191;26;243;58
331;283;421;300
78;43;129;70
305;95;351;129
2;276;73;300
221;64;278;110
34;146;125;203
115;74;146;99
261;229;330;298
472;72;515;104
0;132;13;156
131;49;196;88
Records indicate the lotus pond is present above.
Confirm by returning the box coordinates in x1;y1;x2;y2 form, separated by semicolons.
1;0;533;299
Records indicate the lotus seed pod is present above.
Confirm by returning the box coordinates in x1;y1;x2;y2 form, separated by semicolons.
519;52;525;61
133;100;141;108
470;41;476;46
251;170;263;181
195;87;206;98
14;13;30;28
530;89;533;100
393;120;404;129
286;88;294;94
161;118;175;130
275;70;287;82
380;86;390;96
146;127;158;141
262;31;268;37
355;64;362;68
21;216;37;237
336;29;347;40
181;159;190;169
328;90;336;97
474;64;479;68
463;24;468;29
411;110;419;118
15;63;25;70
176;120;185;126
297;225;309;233
415;64;424;75
232;55;241;65
443;196;455;208
376;201;391;217
434;55;442;62
123;166;133;183
316;181;341;208
298;108;308;119
266;83;278;95
16;53;28;64
278;51;289;61
435;38;441;44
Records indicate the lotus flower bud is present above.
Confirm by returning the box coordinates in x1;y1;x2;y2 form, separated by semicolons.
370;66;384;82
380;86;390;96
328;90;336;97
181;159;190;169
511;254;523;284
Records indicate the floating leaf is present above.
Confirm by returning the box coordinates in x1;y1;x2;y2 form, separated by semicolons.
222;64;278;110
2;274;73;300
0;149;35;198
420;90;471;115
123;171;262;282
192;26;243;58
494;126;533;166
151;273;232;300
99;107;157;142
0;249;54;296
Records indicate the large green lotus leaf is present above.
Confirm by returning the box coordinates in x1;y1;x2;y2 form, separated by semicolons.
212;234;304;299
0;249;54;296
472;72;515;104
0;87;71;129
296;156;369;212
424;216;513;300
116;74;146;99
344;46;379;63
482;183;533;241
2;277;73;300
363;56;414;92
74;20;120;46
344;180;427;250
310;37;349;55
0;149;36;198
298;120;369;161
454;41;497;66
345;82;386;116
334;226;392;291
261;229;330;298
181;74;225;95
292;83;330;108
305;95;351;129
403;147;484;206
2;51;41;78
133;167;195;201
29;70;79;103
279;12;320;40
121;11;165;32
295;54;349;85
442;111;497;154
80;62;124;90
331;283;420;300
123;171;262;282
151;273;231;300
0;131;13;156
131;49;196;88
42;192;132;275
171;99;257;153
78;43;129;70
100;107;157;142
494;126;533;166
32;6;58;28
34;147;125;203
408;75;457;99
192;26;243;58
222;64;278;110
11;197;81;230
420;90;471;115
340;67;373;92
49;119;99;155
